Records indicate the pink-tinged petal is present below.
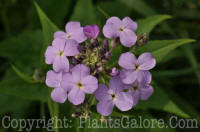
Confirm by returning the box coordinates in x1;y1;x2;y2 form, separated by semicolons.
52;38;66;51
46;70;62;88
103;23;119;39
83;25;100;39
68;88;85;105
118;52;136;69
109;76;125;92
140;85;154;100
70;28;87;43
137;53;156;70
61;73;74;91
54;31;66;39
122;17;137;31
97;100;114;116
120;69;138;84
119;29;137;47
51;88;67;103
143;71;152;84
65;21;81;33
45;46;57;64
53;56;69;72
71;64;90;82
115;92;133;111
82;75;98;94
106;16;122;25
94;84;110;101
64;39;79;56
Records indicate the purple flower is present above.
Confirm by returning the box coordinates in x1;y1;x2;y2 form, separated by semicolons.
46;70;71;103
54;21;87;43
118;52;156;84
103;16;137;47
125;80;154;106
62;64;98;105
94;76;133;116
45;38;79;72
83;25;100;39
110;67;119;76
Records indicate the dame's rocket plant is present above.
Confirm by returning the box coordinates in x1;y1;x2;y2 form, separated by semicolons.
44;16;156;117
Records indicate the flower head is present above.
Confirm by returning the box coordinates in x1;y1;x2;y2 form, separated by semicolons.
103;16;137;47
54;22;87;43
83;25;100;39
46;70;71;103
94;76;133;116
118;52;156;84
62;64;98;105
45;38;79;72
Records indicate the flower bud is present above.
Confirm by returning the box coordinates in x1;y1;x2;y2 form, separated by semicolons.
103;40;109;51
83;25;100;39
137;33;148;46
110;67;119;76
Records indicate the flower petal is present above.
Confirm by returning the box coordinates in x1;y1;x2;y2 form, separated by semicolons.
68;88;85;105
52;38;66;51
53;56;69;72
71;64;90;82
97;100;114;116
103;23;119;39
61;73;74;91
118;52;136;69
109;76;125;93
137;53;156;70
140;85;154;100
119;29;137;47
130;90;140;106
45;46;57;64
120;69;138;84
65;21;81;33
82;75;98;94
46;70;62;88
54;31;66;39
94;84;110;101
115;92;133;111
51;88;67;103
64;39;79;56
136;70;152;83
70;28;87;43
106;16;122;25
122;17;137;31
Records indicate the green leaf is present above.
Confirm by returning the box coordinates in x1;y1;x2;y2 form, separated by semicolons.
137;39;196;63
137;15;172;35
34;2;59;69
70;0;97;25
0;68;48;102
136;82;189;118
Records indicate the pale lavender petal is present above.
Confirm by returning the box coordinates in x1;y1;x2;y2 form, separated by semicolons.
137;53;156;70
120;69;138;84
131;90;140;106
54;31;66;39
137;70;150;83
71;64;90;82
61;73;74;91
122;17;137;31
119;29;137;47
143;71;152;84
140;85;154;100
82;75;98;94
97;100;114;116
103;23;119;39
46;70;62;88
106;16;122;25
51;88;67;103
52;38;66;51
64;39;79;56
70;28;87;43
115;92;133;111
45;46;57;64
94;84;110;101
53;56;69;72
65;21;81;33
68;88;85;105
109;76;125;92
118;52;136;69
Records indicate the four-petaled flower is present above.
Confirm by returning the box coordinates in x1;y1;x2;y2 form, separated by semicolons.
103;16;137;47
62;64;98;105
118;52;156;84
94;76;133;116
54;22;87;43
45;38;79;72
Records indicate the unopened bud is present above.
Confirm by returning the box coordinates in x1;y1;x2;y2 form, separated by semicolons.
110;67;119;76
137;33;148;46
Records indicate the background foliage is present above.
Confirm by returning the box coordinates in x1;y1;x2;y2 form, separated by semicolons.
0;0;200;131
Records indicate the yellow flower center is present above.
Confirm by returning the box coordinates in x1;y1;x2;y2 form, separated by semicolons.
119;28;124;31
77;82;83;89
58;51;64;56
133;86;138;91
135;64;140;70
67;35;71;39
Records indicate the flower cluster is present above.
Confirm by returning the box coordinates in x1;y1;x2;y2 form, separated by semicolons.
45;16;156;117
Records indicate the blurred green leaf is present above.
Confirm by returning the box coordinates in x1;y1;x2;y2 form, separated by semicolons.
137;39;196;63
118;0;156;16
70;0;97;25
137;15;172;35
